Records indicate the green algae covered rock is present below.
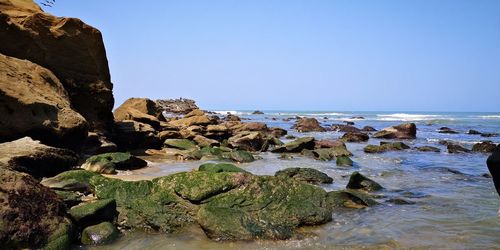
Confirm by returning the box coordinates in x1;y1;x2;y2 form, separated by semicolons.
81;152;147;174
81;222;119;245
199;163;248;173
43;219;73;250
69;199;117;227
346;171;383;191
41;169;99;193
364;142;410;153
336;156;353;166
223;150;255;163
164;139;197;150
327;189;378;208
90;176;154;206
275;167;333;184
54;190;84;207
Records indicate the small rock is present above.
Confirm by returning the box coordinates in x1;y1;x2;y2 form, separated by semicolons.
164;139;197;150
438;127;459;134
346;172;383;191
361;126;377;132
69;199;117;228
336;156;353;166
199;163;248;173
415;146;441;152
252;110;264;115
341;132;369;142
81;222;119;245
275;167;333;184
373;123;416;139
472;141;497;153
81;152;147;174
447;144;470;153
272;137;315;153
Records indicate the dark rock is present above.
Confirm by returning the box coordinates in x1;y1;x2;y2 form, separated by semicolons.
373;123;416;139
344;121;355;125
82;132;118;155
113;120;162;150
341;132;369;142
252;110;264;115
472;141;497;153
387;198;415;205
487;145;500;196
199;163;247;173
331;124;361;133
468;129;482;135
269;127;287;138
275;167;333;184
69;199;117;228
364;142;410;153
361;126;377;132
271;137;315;153
351;116;365;120
336;156;353;166
0;137;78;178
81;152;147;174
292;118;326;132
438;127;459;134
327;189;378;208
225;114;241;122
346;172;383;191
415;146;441;152
81;222;119;245
447;144;470;153
54;190;84;207
481;133;499;137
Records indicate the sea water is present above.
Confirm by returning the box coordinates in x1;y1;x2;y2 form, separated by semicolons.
93;111;500;249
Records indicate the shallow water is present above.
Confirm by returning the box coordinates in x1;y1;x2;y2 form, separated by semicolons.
93;111;500;249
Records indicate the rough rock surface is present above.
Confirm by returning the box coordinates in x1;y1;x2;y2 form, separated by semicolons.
346;172;383;191
293;118;326;132
472;141;497;153
81;152;147;174
341;132;369;142
0;137;78;178
275;168;333;184
364;142;410;153
373;123;417;139
0;53;88;150
0;1;114;131
156;98;198;114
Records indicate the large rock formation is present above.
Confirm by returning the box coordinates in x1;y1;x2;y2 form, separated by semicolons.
0;53;88;149
156;98;199;114
0;0;114;132
113;97;164;125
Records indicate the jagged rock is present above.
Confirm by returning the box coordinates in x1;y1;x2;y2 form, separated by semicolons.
0;137;78;178
346;171;383;191
272;137;315;153
0;53;88;150
0;2;114;131
364;142;410;153
373;123;416;139
0;168;73;249
156;98;198;114
275;167;333;184
415;146;441;152
169;115;215;128
113;120;161;150
228;131;266;152
472;141;497;153
81;152;147;174
81;222;119;245
185;109;205;117
293;118;326;132
114;98;164;124
341;132;369;142
447;144;470;153
193;135;220;147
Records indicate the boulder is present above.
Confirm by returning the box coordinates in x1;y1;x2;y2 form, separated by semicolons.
81;222;119;245
193;135;220;147
272;137;315;153
447;144;470;153
361;126;377;132
275;168;333;184
486;146;500;196
41;169;99;193
336;156;353;166
364;142;410;153
331;124;361;133
327;189;378;208
468;129;482;135
373;123;416;139
156;98;198;114
114;104;161;129
185;109;205;118
438;127;459;134
269;127;287;138
228;131;266;152
164;139;197;150
0;2;114;131
341;132;369;142
252;110;264;114
169;115;215;128
0;168;72;249
81;152;147;174
0;53;88;150
69;199;117;228
293;118;326;132
0;137;78;178
113;120;161;150
198;163;247;173
415;146;441;152
346;172;383;191
472;141;497;153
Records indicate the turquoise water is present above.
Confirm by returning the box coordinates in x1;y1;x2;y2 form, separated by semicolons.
94;111;500;249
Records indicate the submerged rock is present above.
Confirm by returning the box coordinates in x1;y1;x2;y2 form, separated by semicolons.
327;189;378;208
415;146;441;152
331;124;361;133
81;152;147;174
293;118;326;132
438;127;459;134
341;132;369;142
336;156;354;166
346;171;383;191
275;167;333;184
447;144;470;153
373;123;416;139
81;222;119;245
472;141;497;153
364;142;410;153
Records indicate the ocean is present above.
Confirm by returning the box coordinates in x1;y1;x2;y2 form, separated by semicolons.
96;111;500;249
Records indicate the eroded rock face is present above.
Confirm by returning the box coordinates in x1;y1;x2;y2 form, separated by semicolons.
0;53;88;150
373;123;417;139
0;1;114;131
0;137;78;178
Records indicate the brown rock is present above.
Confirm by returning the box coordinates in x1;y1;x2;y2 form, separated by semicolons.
169;115;215;128
331;124;361;133
0;53;88;150
293;118;326;132
158;130;182;140
185;109;205;118
0;1;114;131
472;141;497;153
193;135;220;147
156;98;198;114
228;131;266;151
373;123;416;139
114;98;164;123
112;120;161;150
341;132;369;142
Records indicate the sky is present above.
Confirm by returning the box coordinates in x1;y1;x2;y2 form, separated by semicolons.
46;0;500;112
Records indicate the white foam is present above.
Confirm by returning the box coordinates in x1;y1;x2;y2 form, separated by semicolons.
376;113;448;121
479;115;500;119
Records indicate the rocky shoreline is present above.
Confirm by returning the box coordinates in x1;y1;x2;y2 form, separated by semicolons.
1;0;499;249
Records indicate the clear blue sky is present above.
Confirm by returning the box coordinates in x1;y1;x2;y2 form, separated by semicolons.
46;0;500;112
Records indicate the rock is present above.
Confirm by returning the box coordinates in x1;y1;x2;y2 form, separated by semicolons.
164;139;197;150
156;98;199;114
361;126;377;132
113;120;162;150
306;141;352;161
447;144;470;153
82;132;118;155
293;118;326;132
387;198;415;205
228;131;266;152
341;132;369;142
351;116;365;120
271;137;315;153
481;133;499;137
0;2;114;131
158;130;182;140
232;122;269;133
285;135;296;140
54;190;84;207
252;110;264;114
0;53;88;150
169;115;215;128
0;168;73;249
275;167;333;184
373;123;416;139
346;172;383;191
269;127;287;138
415;146;441;152
472;141;497;153
199;163;247;173
225;114;241;122
0;137;78;178
41;169;99;193
193;135;220;147
224;150;255;163
81;222;119;245
331;124;361;133
336;156;353;166
438;127;459;134
468;129;482;135
69;199;117;228
114;98;164;125
363;142;410;153
327;189;378;208
81;152;147;174
486;145;500;196
185;109;206;118
113;103;161;129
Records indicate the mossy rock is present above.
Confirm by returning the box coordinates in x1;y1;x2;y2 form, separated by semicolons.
164;139;197;150
275;167;333;184
224;150;255;163
336;156;353;166
81;222;119;245
41;169;99;193
54;190;83;207
415;146;441;152
43;218;73;250
327;189;378;208
364;142;410;153
81;152;147;174
346;172;383;191
199;163;248;173
90;176;154;206
69;199;117;228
